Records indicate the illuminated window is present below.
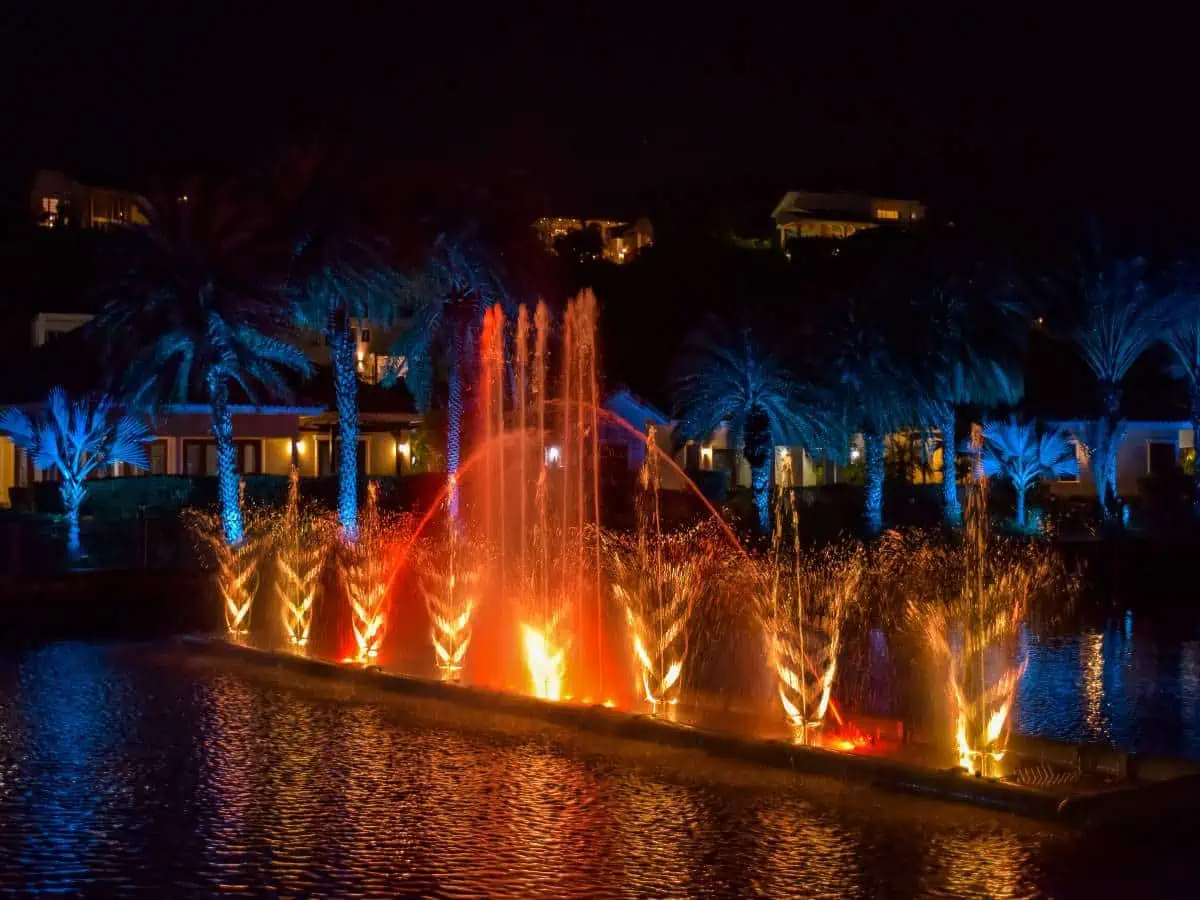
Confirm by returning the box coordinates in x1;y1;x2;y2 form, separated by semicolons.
875;208;900;220
41;197;59;215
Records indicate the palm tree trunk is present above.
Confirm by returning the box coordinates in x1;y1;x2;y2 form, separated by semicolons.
207;374;244;546
750;448;772;534
330;322;359;542
61;478;85;561
939;407;961;527
1193;389;1200;520
864;430;885;534
1016;488;1027;530
1101;383;1121;524
446;326;465;519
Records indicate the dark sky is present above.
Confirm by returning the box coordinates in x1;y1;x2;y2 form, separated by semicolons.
2;4;1196;226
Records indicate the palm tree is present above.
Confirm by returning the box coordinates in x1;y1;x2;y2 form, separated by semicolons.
1161;270;1200;517
673;318;837;534
93;180;312;547
1069;418;1124;518
980;417;1076;529
1055;236;1166;516
387;235;507;517
827;299;918;534
918;280;1025;527
280;152;404;541
0;388;151;560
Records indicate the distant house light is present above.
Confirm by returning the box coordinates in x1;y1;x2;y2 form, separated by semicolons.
875;208;900;220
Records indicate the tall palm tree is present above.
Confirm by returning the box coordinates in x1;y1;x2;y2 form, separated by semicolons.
387;235;507;517
827;299;918;534
918;279;1025;527
93;180;311;547
0;388;152;560
1162;267;1200;517
1055;236;1166;517
1069;418;1124;517
980;417;1076;529
673;318;837;534
279;151;404;541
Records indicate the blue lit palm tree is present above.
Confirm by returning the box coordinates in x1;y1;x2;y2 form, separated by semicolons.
94;181;312;547
1162;268;1200;516
828;299;919;534
1054;238;1166;517
979;417;1076;529
386;235;507;517
919;280;1025;527
281;153;404;541
673;318;838;534
0;388;152;560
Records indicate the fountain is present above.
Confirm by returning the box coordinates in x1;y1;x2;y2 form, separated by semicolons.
606;426;720;713
181;288;1200;823
339;482;414;665
904;468;1060;776
187;480;261;642
273;467;327;653
415;525;485;682
756;453;864;744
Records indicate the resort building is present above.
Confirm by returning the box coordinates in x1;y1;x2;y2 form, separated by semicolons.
30;170;150;230
1047;421;1195;501
771;190;926;245
533;216;654;263
0;312;423;506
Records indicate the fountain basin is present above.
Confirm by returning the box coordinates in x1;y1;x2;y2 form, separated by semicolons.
180;635;1200;826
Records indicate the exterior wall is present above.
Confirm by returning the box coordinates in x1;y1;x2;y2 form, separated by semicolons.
366;433;398;477
1049;423;1194;499
264;438;294;475
293;434;319;476
0;436;13;505
30;312;94;348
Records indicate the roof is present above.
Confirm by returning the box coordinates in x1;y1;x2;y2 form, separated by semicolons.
0;327;417;420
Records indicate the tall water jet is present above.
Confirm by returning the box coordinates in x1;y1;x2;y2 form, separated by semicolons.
493;292;604;701
906;450;1060;776
757;454;862;744
273;467;327;653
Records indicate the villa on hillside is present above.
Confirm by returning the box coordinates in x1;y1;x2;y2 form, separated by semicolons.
533;216;654;264
771;190;926;245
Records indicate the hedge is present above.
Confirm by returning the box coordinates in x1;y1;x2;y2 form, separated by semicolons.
16;473;448;520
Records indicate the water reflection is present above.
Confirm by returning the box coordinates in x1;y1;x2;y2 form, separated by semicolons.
922;829;1036;899
1081;630;1104;735
14;644;120;895
0;644;1196;897
1017;609;1200;758
749;805;863;899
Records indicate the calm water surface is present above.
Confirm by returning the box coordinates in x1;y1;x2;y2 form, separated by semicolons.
0;639;1198;898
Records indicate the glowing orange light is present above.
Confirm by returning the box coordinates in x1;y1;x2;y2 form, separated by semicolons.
521;623;565;701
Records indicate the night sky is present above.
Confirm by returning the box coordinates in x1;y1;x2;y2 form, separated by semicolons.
1;5;1196;228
